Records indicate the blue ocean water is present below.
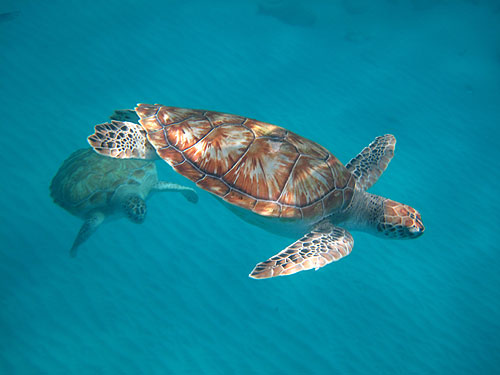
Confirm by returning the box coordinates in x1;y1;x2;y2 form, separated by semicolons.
1;0;499;373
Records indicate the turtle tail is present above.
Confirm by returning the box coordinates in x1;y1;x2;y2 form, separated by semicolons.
88;121;157;160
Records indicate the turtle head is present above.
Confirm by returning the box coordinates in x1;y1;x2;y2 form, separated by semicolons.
123;195;147;224
377;199;424;239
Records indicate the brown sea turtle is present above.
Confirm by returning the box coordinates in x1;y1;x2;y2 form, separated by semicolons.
88;104;424;278
50;146;198;256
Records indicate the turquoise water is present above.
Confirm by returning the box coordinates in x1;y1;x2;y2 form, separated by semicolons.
1;0;499;373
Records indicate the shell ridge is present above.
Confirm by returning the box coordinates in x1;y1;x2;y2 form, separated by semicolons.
181;124;220;153
239;118;253;131
341;174;356;210
171;155;186;167
181;112;246;156
225;188;275;204
276;154;301;204
326;155;339;184
220;130;256;179
218;184;304;207
135;103;161;119
184;124;253;176
258;135;286;142
160;115;196;127
256;156;280;200
204;111;214;128
278;157;348;209
320;197;326;217
147;105;161;119
144;111;198;136
173;158;207;180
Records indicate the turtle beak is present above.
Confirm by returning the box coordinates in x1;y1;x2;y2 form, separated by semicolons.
407;212;424;237
412;216;425;236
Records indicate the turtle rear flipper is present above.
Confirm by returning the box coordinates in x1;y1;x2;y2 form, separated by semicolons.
70;212;105;257
346;134;396;191
110;109;140;123
249;222;354;279
88;121;157;160
153;182;199;204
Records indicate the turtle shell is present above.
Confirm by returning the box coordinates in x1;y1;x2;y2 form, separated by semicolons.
50;148;157;218
136;104;355;220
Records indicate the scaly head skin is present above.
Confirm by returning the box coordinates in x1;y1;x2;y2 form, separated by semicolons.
377;199;424;238
122;195;147;224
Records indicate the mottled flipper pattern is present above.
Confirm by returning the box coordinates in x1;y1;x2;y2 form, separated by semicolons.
88;121;156;160
346;134;396;191
153;182;199;203
249;221;354;279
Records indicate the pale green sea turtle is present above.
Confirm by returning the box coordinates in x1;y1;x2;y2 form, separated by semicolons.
50;145;198;257
88;104;424;278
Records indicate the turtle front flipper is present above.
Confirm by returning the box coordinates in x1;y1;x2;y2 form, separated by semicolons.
71;212;105;257
346;134;396;191
88;121;157;160
153;181;199;203
249;222;354;279
109;109;140;123
123;196;147;224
